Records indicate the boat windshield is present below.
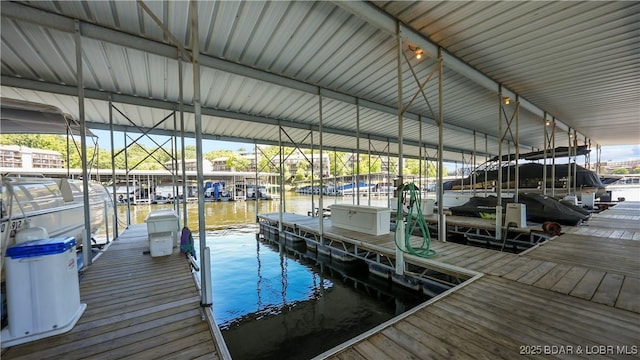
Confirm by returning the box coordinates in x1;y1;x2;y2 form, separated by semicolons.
6;180;65;215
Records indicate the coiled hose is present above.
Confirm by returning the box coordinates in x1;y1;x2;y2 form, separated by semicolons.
394;183;437;258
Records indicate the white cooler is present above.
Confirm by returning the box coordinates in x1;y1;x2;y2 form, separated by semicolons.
1;237;86;347
145;210;179;247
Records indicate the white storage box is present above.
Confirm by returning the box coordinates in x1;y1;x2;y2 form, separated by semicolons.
505;203;527;228
149;232;174;257
1;237;86;347
146;210;179;247
581;192;595;209
412;199;434;215
330;204;391;236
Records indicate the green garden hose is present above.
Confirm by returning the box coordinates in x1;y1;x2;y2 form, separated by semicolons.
394;183;437;258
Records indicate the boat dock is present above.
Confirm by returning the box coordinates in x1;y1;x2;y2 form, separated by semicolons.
259;202;640;359
1;225;230;360
2;202;637;359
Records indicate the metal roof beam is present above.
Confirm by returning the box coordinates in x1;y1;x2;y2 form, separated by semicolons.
334;1;577;137
87;121;468;163
2;75;491;160
1;2;513;152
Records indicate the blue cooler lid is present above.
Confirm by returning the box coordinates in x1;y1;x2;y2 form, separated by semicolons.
6;237;77;259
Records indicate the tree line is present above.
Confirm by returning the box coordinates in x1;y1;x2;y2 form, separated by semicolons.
0;134;438;182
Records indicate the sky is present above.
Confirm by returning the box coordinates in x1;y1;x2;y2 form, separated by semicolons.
598;144;640;162
91;129;639;162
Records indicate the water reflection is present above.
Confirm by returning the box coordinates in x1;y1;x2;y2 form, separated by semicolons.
198;227;427;360
207;229;333;330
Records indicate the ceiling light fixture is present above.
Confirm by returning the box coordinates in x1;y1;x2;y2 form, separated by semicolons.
408;45;424;60
545;119;551;126
503;96;511;105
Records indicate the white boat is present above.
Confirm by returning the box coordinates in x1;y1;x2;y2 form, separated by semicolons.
154;183;183;201
108;182;141;204
1;176;113;278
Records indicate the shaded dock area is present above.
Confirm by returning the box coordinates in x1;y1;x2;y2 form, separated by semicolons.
321;275;639;359
258;212;519;277
1;224;228;360
259;202;640;359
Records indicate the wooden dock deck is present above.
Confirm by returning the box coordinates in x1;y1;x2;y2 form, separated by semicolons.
1;224;229;360
319;275;640;360
260;202;640;359
258;212;519;277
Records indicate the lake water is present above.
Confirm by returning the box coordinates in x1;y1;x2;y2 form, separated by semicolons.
200;227;427;360
113;194;426;360
113;193;391;232
107;188;640;358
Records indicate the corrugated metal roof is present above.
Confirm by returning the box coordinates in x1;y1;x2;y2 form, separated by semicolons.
1;1;638;165
374;1;639;145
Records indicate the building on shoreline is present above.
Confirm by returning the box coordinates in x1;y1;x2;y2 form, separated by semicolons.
0;145;64;169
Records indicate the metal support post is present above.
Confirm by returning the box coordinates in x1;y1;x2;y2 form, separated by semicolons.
278;127;284;234
356;99;361;204
190;1;211;307
437;49;446;243
75;20;92;267
109;96;119;239
318;91;324;240
178;56;187;224
395;21;405;275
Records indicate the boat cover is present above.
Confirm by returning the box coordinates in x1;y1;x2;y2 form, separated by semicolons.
443;163;604;192
449;193;589;226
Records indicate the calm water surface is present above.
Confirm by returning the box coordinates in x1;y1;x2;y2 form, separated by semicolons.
115;193;422;359
197;227;426;360
110;189;640;359
115;193;391;231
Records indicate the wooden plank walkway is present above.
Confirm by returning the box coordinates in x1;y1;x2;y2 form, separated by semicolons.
563;201;640;239
1;224;228;360
320;275;640;360
263;202;640;359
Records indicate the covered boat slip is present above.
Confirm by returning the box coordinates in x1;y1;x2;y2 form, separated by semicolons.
1;224;228;360
260;202;640;359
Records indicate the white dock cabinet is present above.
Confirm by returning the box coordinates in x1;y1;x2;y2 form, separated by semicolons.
145;210;179;248
505;203;527;228
330;204;391;236
1;237;86;347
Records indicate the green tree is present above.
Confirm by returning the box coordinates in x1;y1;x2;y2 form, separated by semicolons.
612;168;630;175
405;159;437;177
349;155;381;175
294;161;309;181
178;145;198;159
257;146;284;173
226;153;250;171
0;134;65;150
632;167;640;174
204;149;235;162
329;152;349;177
67;145;114;169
